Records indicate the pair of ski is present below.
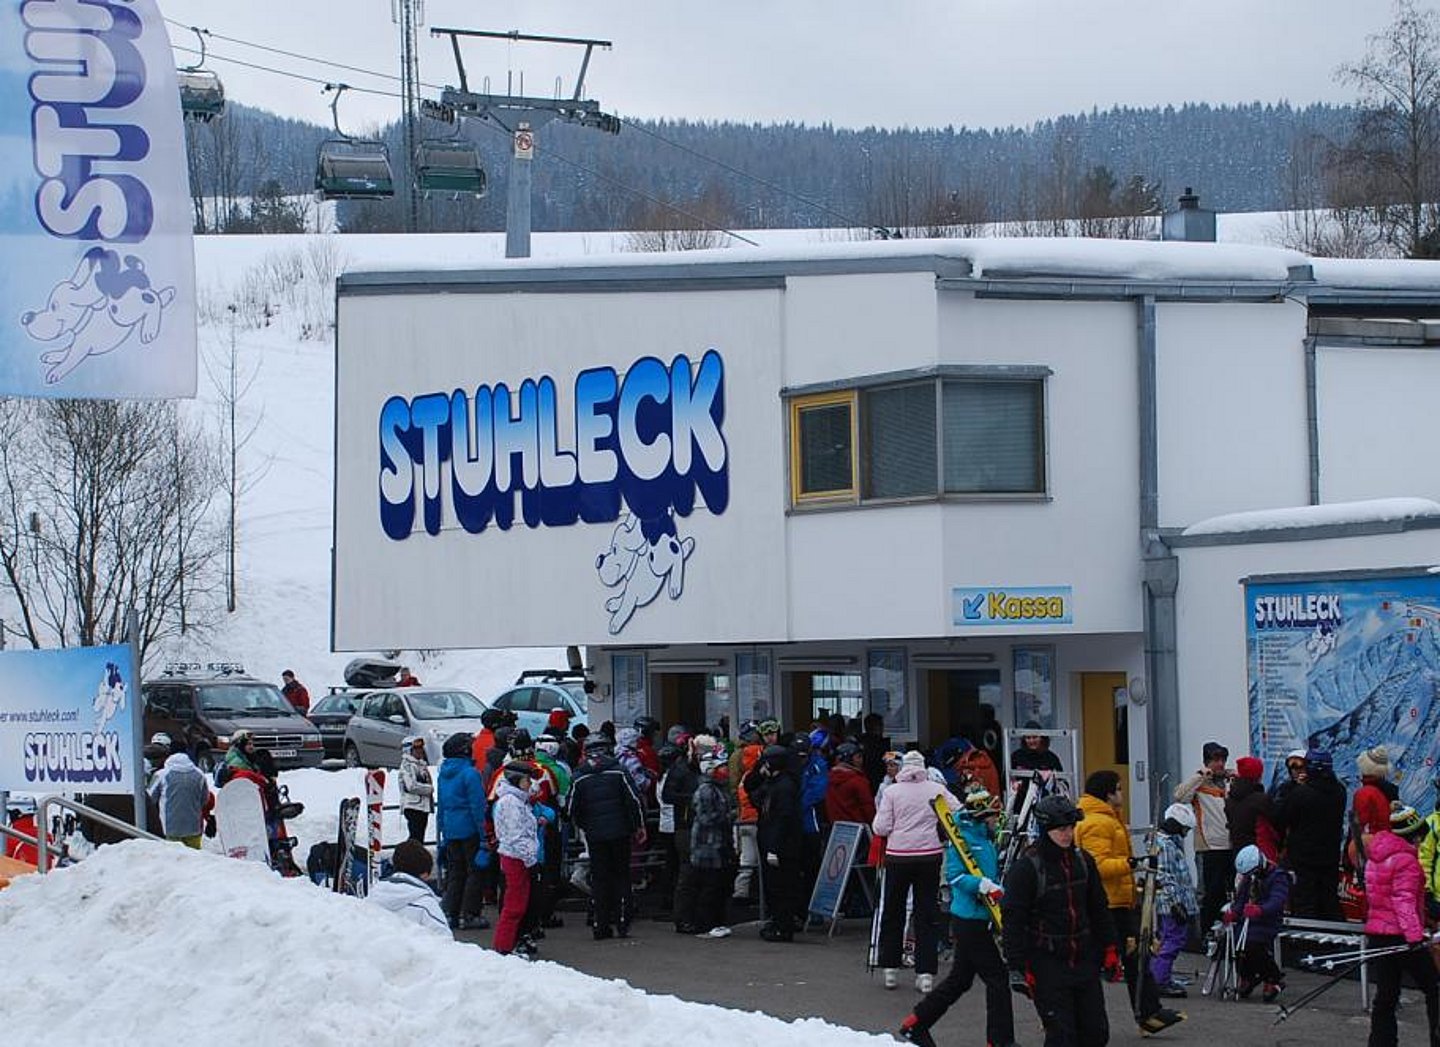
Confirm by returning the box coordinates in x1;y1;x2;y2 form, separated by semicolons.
1200;917;1249;999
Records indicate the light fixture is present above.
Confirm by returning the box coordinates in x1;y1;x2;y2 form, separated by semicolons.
648;657;725;671
777;655;858;667
913;652;995;665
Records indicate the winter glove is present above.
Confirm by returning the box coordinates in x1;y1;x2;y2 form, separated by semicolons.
976;876;1003;900
203;814;217;839
867;834;887;868
1243;903;1263;920
766;852;780;867
1008;968;1034;998
1222;908;1237;925
1101;944;1123;981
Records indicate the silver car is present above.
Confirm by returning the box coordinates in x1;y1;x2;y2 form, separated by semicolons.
342;687;489;768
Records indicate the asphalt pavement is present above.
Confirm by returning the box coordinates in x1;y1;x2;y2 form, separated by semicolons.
454;900;1425;1045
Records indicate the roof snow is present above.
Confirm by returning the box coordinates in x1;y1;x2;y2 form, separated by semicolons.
1182;497;1440;537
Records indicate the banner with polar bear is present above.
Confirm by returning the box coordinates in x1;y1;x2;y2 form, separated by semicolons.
0;643;140;794
0;0;195;398
1246;571;1440;809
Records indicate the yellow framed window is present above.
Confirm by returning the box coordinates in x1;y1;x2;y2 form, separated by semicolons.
790;391;857;503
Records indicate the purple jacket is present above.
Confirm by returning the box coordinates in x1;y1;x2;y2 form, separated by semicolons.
1365;830;1426;941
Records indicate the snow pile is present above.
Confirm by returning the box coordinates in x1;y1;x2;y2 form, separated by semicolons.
1182;496;1440;537
0;842;888;1046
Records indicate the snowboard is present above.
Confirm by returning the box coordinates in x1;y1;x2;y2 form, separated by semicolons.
333;796;361;895
215;778;270;866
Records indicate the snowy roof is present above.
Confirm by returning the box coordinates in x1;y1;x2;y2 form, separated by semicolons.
340;235;1314;288
1181;497;1440;538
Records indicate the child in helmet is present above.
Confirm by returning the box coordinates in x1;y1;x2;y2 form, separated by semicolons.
1222;843;1290;1002
899;786;1015;1047
1150;802;1200;997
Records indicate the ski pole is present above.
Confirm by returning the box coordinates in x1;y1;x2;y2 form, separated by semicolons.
1273;955;1368;1024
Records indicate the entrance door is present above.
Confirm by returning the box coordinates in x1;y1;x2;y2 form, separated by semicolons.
925;669;1001;746
657;673;708;733
1080;672;1130;825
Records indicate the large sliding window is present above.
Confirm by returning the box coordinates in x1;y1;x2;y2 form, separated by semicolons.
788;370;1047;507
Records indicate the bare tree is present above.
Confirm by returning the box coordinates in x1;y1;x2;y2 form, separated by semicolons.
1276;130;1388;257
1336;0;1440;256
623;185;733;252
0;399;224;666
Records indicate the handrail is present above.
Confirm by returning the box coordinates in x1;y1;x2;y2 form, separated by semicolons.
0;821;64;861
35;795;163;873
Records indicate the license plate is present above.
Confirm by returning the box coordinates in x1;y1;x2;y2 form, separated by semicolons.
271;749;297;758
320;724;344;731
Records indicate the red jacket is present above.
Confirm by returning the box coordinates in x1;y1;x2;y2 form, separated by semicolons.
825;763;876;826
281;680;310;714
471;729;497;771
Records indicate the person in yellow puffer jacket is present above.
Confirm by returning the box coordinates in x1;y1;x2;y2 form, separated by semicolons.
1076;770;1185;1036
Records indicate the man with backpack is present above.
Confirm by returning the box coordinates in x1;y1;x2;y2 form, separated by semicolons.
1001;794;1116;1046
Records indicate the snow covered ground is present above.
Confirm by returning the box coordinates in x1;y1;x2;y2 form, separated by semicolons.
0;840;890;1046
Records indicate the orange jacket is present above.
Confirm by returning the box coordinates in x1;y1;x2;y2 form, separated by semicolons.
730;743;763;823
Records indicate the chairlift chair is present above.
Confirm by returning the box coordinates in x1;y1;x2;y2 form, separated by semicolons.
314;83;396;202
177;27;225;122
415;139;487;197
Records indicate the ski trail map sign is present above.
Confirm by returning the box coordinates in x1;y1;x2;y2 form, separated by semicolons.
1246;571;1440;808
0;0;196;398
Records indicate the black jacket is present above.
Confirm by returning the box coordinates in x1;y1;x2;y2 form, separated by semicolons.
1276;769;1347;867
1010;746;1064;773
743;763;802;857
567;756;644;843
1225;778;1275;854
1001;836;1115;971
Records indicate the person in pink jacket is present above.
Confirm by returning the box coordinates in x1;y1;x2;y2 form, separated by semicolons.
1364;802;1437;1047
871;749;960;992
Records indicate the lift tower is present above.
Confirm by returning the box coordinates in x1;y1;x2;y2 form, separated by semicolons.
394;0;423;232
430;27;620;257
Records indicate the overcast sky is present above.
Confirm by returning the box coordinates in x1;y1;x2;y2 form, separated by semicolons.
173;1;1397;132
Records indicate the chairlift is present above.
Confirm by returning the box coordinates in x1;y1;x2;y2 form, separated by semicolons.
177;27;225;122
314;83;395;201
415;138;487;197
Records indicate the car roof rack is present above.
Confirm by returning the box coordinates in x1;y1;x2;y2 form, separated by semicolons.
159;661;249;678
515;668;588;684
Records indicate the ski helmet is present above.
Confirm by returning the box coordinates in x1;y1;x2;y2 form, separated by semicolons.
761;743;790;768
1391;802;1426;839
757;719;781;736
738;719;761;743
834;741;861;762
633;715;661;737
509;728;534;756
1163;803;1197;832
1234;844;1266;875
503;760;534;787
963;786;999;818
441;732;473;758
480;708;507;731
230;729;254;746
1032;795;1084;831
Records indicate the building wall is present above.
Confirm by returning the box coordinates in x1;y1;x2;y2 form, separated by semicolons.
1173;530;1440;770
1316;345;1440;503
1155;301;1310;528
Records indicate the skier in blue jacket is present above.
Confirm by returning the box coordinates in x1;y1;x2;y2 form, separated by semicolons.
899;786;1016;1047
437;731;490;931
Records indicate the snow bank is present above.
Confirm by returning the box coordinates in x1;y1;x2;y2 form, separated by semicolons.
1182;496;1440;537
0;842;888;1046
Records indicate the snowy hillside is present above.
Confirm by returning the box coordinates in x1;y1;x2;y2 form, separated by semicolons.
159;217;1286;699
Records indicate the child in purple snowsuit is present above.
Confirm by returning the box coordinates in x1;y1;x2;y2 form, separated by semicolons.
1150;803;1200;995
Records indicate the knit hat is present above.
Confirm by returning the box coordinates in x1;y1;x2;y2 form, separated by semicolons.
1391;801;1426;838
1163;802;1196;832
546;708;572;731
1357;746;1390;780
1235;756;1263;782
901;749;926;770
1285;749;1307;766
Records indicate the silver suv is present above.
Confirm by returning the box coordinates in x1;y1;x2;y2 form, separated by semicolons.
342;687;490;768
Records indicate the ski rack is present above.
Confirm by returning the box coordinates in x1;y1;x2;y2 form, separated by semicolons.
34;796;163;872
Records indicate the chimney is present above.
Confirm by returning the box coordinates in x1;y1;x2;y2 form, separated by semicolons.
1162;186;1216;243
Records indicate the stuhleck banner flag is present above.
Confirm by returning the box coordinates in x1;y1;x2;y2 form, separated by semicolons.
1;0;195;398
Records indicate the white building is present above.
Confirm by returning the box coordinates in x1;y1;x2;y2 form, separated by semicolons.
332;237;1440;825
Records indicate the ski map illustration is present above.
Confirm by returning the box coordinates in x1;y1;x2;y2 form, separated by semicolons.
333;796;361;896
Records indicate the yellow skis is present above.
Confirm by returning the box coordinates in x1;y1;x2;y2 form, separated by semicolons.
930;795;1003;928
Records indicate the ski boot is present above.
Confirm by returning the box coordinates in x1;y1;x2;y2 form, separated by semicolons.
897;1015;937;1047
1138;1008;1186;1036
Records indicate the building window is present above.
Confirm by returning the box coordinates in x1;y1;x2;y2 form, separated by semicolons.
863;383;937;499
867;649;909;734
611;653;647;725
790;392;856;502
943;380;1044;494
787;373;1046;507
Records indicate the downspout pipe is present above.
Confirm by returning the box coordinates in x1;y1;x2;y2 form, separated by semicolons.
1305;335;1320;504
1138;295;1182;794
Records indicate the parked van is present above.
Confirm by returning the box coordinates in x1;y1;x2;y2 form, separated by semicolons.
142;665;323;773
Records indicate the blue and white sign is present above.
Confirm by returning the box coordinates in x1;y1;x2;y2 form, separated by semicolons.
953;585;1073;627
1246;573;1440;809
1;1;195;398
0;643;139;794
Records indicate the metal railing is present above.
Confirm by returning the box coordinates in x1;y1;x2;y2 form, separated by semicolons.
35;796;163;873
0;822;65;863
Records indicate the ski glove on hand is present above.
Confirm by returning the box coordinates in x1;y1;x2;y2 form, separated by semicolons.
1222;908;1237;925
766;852;780;867
976;877;1003;899
1243;903;1263;920
1008;968;1035;998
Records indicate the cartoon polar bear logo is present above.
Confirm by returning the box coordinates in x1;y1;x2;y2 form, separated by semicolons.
595;512;695;634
